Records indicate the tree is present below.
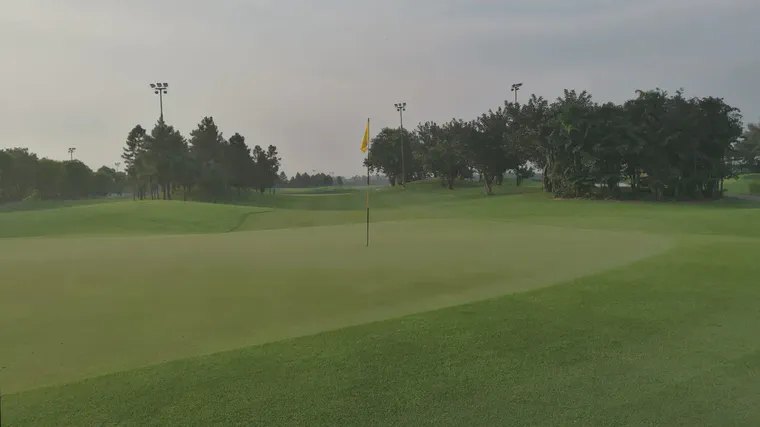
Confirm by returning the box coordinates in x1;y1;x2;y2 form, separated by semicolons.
417;120;470;189
63;160;93;199
366;128;422;186
466;107;516;195
122;125;147;199
734;121;760;173
252;145;281;193
143;119;187;200
226;133;254;196
0;148;38;201
189;117;227;201
93;166;117;196
36;158;65;200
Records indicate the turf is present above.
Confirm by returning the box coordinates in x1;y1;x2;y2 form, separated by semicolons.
724;174;760;195
2;183;760;426
0;200;269;238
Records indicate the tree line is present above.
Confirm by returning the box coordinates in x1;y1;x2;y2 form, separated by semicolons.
0;148;126;203
367;88;757;199
121;117;281;201
275;172;390;188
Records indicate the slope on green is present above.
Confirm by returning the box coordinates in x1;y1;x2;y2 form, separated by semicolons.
0;200;269;238
6;236;760;426
0;220;668;393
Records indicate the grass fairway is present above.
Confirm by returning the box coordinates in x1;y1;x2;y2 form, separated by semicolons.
2;184;760;425
724;174;760;195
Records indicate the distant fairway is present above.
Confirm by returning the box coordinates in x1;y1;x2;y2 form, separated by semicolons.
724;173;760;195
3;183;760;426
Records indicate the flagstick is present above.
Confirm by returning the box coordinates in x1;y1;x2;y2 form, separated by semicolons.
366;118;370;247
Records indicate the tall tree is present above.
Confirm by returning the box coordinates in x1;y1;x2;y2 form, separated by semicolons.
251;145;281;193
189;117;227;201
144;119;187;200
122;125;147;199
226;133;254;196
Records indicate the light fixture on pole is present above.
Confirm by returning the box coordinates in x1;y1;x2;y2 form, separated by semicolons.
510;83;523;104
68;147;76;161
394;102;407;188
149;82;169;120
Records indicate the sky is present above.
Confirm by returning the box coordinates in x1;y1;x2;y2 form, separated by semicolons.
2;0;759;176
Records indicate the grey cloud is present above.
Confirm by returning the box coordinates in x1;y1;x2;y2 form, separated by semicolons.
1;0;759;175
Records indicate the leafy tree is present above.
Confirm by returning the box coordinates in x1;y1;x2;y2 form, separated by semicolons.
143;119;187;200
467;107;514;195
366;128;423;186
36;158;65;200
189;117;227;200
226;133;254;196
417;121;470;189
122;125;147;199
251;145;281;192
63;160;93;199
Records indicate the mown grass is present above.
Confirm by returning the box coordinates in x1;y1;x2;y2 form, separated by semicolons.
0;200;269;238
724;173;760;194
2;182;760;426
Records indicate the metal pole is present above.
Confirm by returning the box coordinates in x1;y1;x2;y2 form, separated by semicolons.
400;109;406;188
159;91;164;120
366;119;371;247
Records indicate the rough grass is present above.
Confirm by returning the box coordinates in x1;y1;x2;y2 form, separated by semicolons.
2;183;760;426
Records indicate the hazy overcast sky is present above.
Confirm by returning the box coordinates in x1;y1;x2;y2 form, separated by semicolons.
2;0;759;175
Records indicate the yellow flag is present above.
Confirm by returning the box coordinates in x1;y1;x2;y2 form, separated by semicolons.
360;120;370;153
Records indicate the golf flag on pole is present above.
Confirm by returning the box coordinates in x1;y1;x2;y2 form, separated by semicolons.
360;120;370;153
362;118;370;246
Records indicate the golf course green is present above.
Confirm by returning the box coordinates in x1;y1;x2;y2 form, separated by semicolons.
2;182;760;425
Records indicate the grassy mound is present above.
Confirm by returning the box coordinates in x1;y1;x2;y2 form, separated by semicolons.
0;220;668;393
0;200;269;238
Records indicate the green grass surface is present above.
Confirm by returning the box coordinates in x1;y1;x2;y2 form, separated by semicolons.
0;200;269;238
2;182;760;425
724;173;760;194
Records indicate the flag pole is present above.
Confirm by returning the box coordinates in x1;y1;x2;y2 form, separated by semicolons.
366;118;370;247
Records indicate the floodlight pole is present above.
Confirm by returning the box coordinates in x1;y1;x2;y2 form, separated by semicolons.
511;83;523;104
68;147;76;161
395;102;407;188
150;82;169;120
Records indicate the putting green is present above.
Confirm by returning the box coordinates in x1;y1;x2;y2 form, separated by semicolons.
0;220;669;393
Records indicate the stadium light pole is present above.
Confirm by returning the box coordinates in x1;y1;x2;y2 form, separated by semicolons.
68;147;76;161
394;102;407;188
149;82;169;120
511;83;523;104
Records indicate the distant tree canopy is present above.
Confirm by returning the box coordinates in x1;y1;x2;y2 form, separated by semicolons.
282;172;334;188
0;148;125;203
121;116;281;201
366;88;747;199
